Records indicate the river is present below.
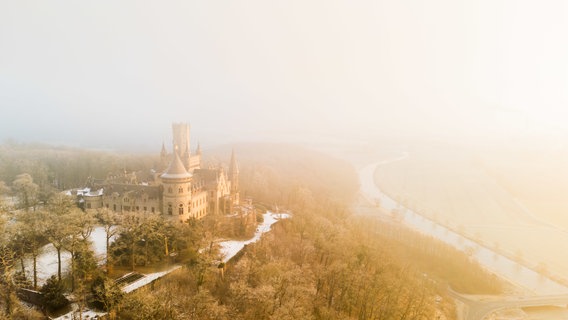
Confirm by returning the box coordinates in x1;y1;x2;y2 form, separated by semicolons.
360;157;568;295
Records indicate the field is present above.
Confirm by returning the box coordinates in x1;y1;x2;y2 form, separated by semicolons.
373;145;568;284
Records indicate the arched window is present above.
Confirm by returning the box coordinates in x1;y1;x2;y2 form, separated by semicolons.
167;204;173;215
179;204;184;215
168;187;173;194
178;187;183;194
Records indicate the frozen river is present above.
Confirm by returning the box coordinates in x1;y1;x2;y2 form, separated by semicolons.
360;157;568;295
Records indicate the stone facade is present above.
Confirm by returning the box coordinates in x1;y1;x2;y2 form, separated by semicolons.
79;122;239;222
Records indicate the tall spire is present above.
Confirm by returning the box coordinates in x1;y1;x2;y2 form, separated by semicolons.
160;141;167;157
160;141;168;170
229;149;239;208
229;149;239;178
196;143;202;155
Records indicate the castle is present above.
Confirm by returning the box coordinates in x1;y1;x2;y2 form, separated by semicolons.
77;123;240;222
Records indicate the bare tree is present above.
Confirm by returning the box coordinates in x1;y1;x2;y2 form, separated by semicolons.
15;210;47;290
96;207;120;271
64;210;97;292
45;193;76;281
12;173;39;211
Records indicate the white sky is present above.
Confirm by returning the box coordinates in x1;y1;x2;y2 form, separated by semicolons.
1;1;567;149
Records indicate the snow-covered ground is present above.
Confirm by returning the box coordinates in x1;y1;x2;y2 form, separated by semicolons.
26;211;289;285
218;211;290;262
122;265;182;293
23;227;112;286
29;211;288;319
52;306;107;320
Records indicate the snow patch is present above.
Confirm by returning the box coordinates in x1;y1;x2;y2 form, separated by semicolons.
23;227;115;286
122;265;182;293
218;211;290;262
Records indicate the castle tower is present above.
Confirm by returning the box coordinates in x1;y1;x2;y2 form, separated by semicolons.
160;151;192;222
228;149;240;211
172;123;191;170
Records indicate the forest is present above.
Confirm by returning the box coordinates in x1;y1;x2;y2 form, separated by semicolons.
0;142;504;319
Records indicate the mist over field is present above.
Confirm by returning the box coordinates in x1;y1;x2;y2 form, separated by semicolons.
2;1;568;319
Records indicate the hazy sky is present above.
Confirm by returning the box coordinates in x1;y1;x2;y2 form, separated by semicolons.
1;1;567;150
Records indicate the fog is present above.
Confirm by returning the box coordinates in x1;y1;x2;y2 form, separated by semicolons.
4;3;568;317
2;0;567;150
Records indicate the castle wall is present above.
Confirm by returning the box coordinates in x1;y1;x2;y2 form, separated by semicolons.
77;123;239;222
102;191;162;214
190;189;208;219
84;195;103;210
189;154;201;172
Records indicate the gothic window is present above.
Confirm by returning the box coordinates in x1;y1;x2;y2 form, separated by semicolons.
168;204;173;215
178;187;183;194
179;204;184;215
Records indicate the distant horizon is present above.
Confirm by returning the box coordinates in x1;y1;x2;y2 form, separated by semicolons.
3;1;568;152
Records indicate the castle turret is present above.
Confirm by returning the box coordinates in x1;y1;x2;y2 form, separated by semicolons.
228;149;239;210
160;152;192;222
172;123;191;171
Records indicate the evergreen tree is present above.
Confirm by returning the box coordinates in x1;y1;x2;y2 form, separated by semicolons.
40;275;69;312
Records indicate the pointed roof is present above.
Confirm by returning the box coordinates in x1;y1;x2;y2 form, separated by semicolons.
229;149;239;176
160;142;167;156
196;143;202;155
161;152;192;180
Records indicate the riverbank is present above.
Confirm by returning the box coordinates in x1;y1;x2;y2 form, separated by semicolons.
373;150;568;291
359;158;568;295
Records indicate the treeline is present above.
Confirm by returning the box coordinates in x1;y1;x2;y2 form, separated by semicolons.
0;142;156;197
0;142;504;319
357;218;503;294
116;144;500;319
206;143;359;205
